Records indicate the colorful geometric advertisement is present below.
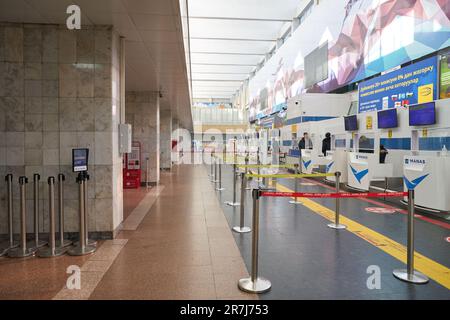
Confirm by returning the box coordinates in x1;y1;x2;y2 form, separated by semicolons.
440;51;450;99
358;56;438;113
248;0;450;120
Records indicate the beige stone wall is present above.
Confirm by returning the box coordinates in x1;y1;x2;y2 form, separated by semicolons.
125;91;160;184
0;23;123;237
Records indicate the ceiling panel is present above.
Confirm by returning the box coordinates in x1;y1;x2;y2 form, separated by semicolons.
122;0;174;15
188;0;300;20
189;18;285;40
191;64;255;74
191;53;261;65
189;38;273;56
192;73;247;81
131;14;176;31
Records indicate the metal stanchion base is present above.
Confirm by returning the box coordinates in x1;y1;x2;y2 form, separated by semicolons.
232;226;251;233
7;247;37;258
28;240;48;250
327;223;347;230
56;239;73;248
238;277;271;294
225;201;240;206
289;200;303;205
74;239;97;247
37;246;68;258
393;269;429;284
216;187;225;191
67;245;96;256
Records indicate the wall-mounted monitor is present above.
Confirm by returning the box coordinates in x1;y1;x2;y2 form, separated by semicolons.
377;109;398;129
409;102;436;126
344;115;358;131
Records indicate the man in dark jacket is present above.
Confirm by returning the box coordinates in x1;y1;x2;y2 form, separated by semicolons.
322;132;331;156
298;132;312;156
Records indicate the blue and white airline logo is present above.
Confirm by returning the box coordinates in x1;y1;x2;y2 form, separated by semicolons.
302;159;312;169
405;158;426;165
403;174;429;190
326;161;334;173
349;165;369;183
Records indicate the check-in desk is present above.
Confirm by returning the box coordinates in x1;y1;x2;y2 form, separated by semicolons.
300;149;328;173
325;149;348;183
403;155;450;212
347;152;394;191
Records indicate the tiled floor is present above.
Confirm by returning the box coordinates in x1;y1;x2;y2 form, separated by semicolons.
1;165;253;300
90;165;255;300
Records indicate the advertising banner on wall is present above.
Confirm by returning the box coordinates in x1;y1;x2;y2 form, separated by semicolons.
440;51;450;99
358;56;438;113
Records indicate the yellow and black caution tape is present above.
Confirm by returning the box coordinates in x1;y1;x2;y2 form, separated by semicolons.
237;164;297;168
245;172;335;178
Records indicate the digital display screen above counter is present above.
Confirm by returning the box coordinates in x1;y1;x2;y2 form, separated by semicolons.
377;108;398;128
409;102;436;126
344;115;358;131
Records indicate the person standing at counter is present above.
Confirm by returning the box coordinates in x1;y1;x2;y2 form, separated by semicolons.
298;132;313;156
380;145;388;163
322;132;331;156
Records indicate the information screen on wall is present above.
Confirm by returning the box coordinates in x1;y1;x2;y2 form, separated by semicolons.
358;56;438;113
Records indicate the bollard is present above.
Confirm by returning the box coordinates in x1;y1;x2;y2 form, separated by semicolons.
38;177;68;257
209;151;214;177
68;173;96;256
238;189;271;293
32;174;47;249
57;174;72;247
83;174;97;247
8;177;36;258
245;154;251;190
1;175;18;256
232;172;251;233
216;159;224;191
210;152;216;182
225;163;240;206
393;189;429;284
327;172;347;229
289;164;302;205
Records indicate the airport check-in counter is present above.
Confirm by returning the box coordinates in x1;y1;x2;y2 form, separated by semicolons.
324;149;348;183
347;152;394;191
300;149;328;173
403;154;450;212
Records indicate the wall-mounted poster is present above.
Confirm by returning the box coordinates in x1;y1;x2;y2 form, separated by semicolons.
358;56;438;113
440;51;450;99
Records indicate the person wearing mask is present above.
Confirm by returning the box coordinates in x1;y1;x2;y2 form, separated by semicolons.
380;145;388;163
322;132;331;156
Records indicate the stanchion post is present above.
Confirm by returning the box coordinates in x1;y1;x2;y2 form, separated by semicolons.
289;164;301;205
8;177;36;258
238;189;271;293
225;163;240;206
245;154;251;190
38;177;67;257
83;174;96;247
57;174;72;247
68;173;96;256
233;172;251;233
327;172;347;230
210;151;213;177
1;174;18;256
393;189;429;284
216;157;224;191
32;174;47;249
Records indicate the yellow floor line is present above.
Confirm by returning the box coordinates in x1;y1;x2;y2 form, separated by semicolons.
276;182;450;290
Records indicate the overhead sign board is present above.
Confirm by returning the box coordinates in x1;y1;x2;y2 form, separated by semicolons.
358;56;438;113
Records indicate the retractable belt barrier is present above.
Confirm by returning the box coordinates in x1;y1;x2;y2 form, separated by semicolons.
261;191;407;198
246;172;334;178
237;164;297;169
238;186;428;294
